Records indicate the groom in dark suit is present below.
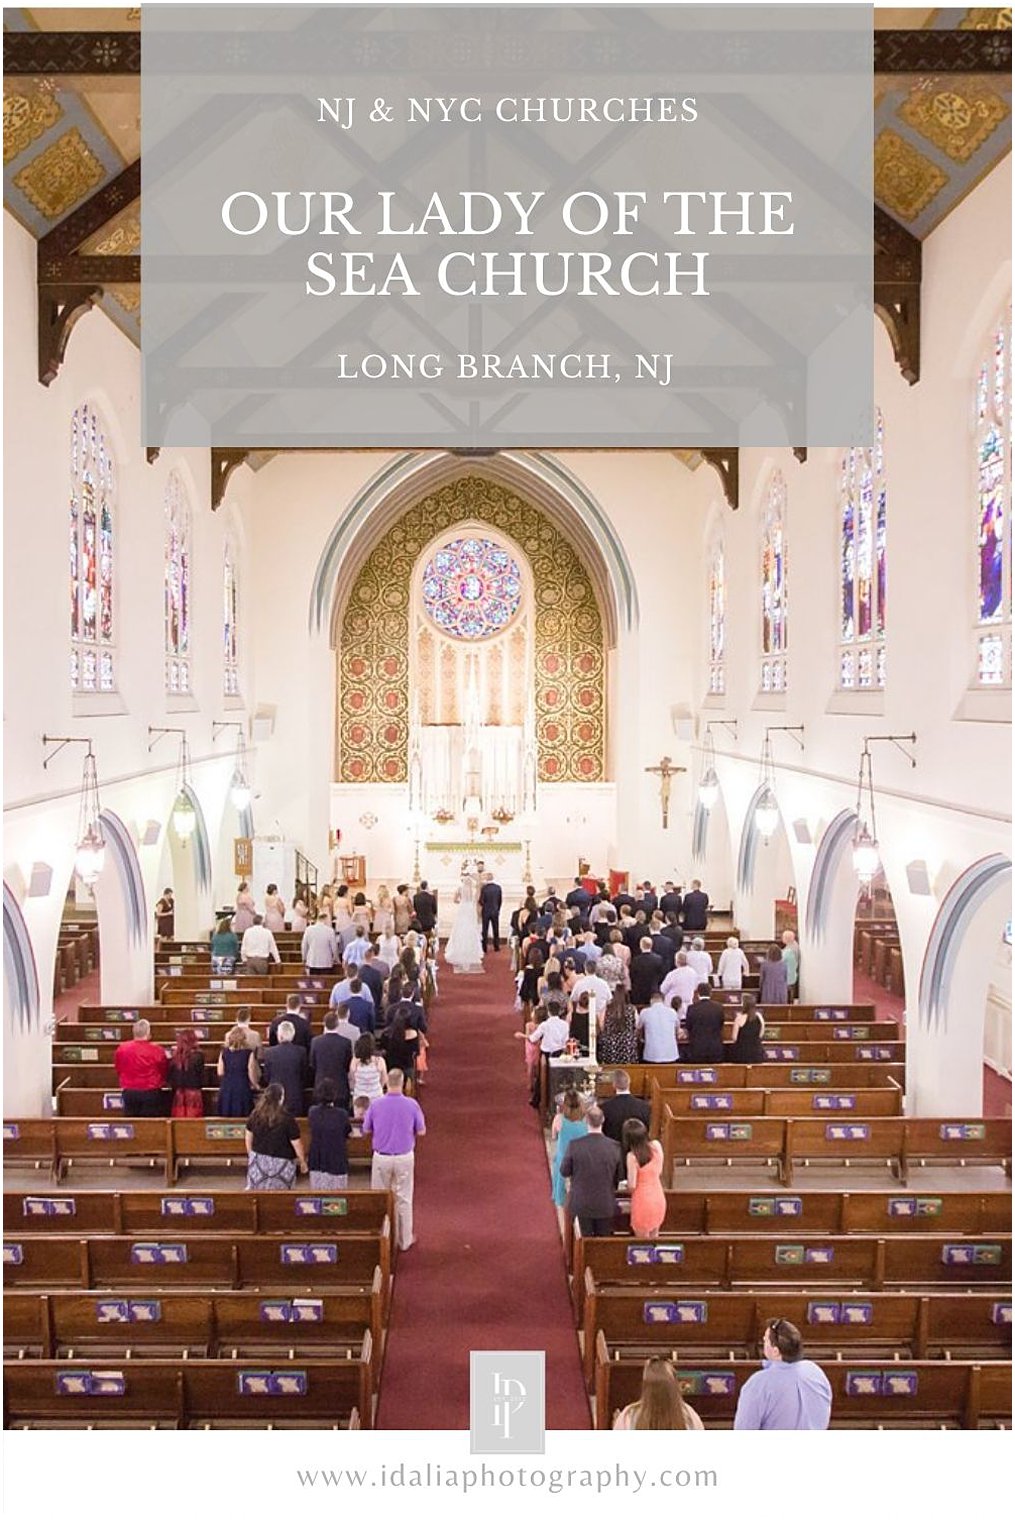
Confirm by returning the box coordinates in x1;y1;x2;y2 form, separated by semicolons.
479;873;503;952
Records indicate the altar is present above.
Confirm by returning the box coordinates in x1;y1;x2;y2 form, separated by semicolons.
419;838;529;931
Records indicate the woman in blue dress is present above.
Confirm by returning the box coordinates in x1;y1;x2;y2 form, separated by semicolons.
217;1025;260;1116
550;1089;588;1229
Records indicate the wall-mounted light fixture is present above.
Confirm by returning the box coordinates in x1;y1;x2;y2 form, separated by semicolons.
698;719;737;811
754;725;805;841
853;732;917;886
42;735;105;884
213;720;252;811
148;726;196;842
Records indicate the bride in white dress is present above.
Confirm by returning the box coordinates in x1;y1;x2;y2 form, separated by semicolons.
445;861;485;974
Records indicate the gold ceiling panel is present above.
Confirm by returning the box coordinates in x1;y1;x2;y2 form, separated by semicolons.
108;284;140;314
12;126;105;218
24;8;140;30
3;84;63;166
959;8;1012;28
874;127;950;222
899;79;1010;161
81;198;140;255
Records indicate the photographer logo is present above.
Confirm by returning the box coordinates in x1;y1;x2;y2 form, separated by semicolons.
470;1351;545;1454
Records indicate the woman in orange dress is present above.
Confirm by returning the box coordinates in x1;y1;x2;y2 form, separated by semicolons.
623;1118;666;1238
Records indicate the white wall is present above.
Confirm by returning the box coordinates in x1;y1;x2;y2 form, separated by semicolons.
3;212;257;1112
694;161;1012;1114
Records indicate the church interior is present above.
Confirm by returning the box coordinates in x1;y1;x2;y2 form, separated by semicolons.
1;7;1012;1432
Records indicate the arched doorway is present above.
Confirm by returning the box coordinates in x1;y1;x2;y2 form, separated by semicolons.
93;810;152;1005
157;784;214;942
734;785;797;946
915;854;1012;1115
3;883;45;1115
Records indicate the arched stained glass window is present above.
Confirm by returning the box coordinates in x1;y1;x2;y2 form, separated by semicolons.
70;404;115;692
708;536;725;695
760;471;788;692
975;306;1011;686
164;471;192;694
223;540;240;696
839;409;887;689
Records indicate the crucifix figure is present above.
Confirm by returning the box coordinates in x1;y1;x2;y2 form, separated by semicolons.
645;755;686;829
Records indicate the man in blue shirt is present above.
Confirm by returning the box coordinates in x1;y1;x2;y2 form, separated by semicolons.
343;978;376;1034
734;1319;832;1430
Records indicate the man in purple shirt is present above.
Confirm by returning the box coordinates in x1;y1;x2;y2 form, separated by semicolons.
362;1069;426;1251
734;1319;832;1430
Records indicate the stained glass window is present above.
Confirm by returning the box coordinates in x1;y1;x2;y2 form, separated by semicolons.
223;540;240;696
70;404;115;692
164;472;192;693
760;471;788;692
839;409;887;689
708;537;725;695
975;307;1011;686
421;536;522;640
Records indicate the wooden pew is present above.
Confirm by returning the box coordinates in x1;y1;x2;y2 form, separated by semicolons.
660;1113;789;1182
600;1062;906;1102
4;1189;393;1240
4;1118;373;1185
647;1081;904;1130
4;1229;391;1297
900;1119;1013;1184
591;1343;1012;1430
2;1348;373;1428
659;1113;1012;1189
564;1189;1012;1280
4;1278;386;1367
572;1232;1012;1318
581;1284;1012;1382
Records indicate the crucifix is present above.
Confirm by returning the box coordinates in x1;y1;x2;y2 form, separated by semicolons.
645;755;686;829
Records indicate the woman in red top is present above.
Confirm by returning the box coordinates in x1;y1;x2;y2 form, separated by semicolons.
168;1029;206;1118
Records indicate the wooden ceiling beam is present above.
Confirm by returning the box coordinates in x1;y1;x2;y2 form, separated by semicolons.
4;28;1010;76
39;161;141;258
874;206;922;386
874;28;1011;73
39;253;139;285
3;31;141;75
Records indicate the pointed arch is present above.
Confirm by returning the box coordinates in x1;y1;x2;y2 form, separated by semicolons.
805;808;861;942
3;884;40;1039
919;854;1012;1034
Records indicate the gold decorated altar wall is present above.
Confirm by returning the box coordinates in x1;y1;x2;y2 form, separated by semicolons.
337;476;606;784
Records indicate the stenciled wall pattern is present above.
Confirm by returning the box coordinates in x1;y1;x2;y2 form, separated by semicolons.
337;476;606;784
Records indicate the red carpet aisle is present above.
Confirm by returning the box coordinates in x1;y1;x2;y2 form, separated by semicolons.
375;950;591;1430
53;969;100;1024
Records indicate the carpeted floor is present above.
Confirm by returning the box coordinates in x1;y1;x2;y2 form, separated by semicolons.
375;948;591;1430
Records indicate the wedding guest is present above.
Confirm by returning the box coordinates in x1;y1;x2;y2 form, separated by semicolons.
244;1083;307;1190
759;943;790;1005
307;1078;353;1190
168;1028;205;1118
613;1358;704;1430
217;1025;260;1116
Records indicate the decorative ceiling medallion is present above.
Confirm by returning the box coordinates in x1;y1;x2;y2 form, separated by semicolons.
874;128;949;222
3;87;62;165
12;127;104;218
898;81;1010;163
